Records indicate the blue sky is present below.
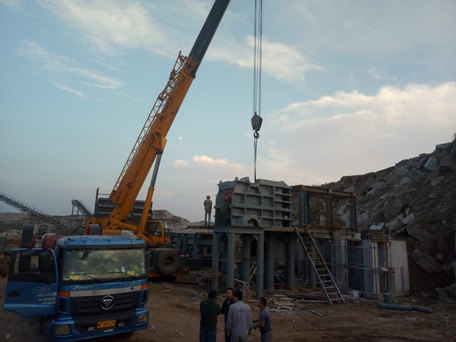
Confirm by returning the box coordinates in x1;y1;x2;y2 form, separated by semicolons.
1;0;455;221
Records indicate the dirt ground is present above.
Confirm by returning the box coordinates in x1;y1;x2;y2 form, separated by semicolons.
0;277;455;342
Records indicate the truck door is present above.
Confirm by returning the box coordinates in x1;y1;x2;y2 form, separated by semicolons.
4;248;58;318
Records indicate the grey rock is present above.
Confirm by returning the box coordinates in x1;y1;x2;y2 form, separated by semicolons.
430;176;444;187
444;283;456;298
436;143;451;150
424;156;438;172
411;250;442;274
407;225;432;242
399;177;411;186
439;156;453;172
401;213;416;225
395;165;409;177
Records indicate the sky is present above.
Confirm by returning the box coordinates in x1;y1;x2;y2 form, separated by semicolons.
1;0;455;222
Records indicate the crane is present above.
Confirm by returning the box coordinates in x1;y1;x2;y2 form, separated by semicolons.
85;0;230;277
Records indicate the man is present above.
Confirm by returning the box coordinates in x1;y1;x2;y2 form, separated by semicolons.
226;290;253;342
257;297;272;342
199;289;220;342
204;195;212;226
220;287;234;342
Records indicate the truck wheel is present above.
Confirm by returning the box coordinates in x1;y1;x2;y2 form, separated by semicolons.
21;224;34;248
156;249;180;276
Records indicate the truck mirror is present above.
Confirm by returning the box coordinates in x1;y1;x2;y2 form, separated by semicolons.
39;252;52;273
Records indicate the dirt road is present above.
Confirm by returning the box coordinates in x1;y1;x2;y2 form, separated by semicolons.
0;278;455;341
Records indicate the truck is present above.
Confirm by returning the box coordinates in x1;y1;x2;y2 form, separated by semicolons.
4;229;149;341
85;0;231;278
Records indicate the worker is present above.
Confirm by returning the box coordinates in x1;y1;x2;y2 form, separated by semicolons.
221;287;234;342
204;195;212;226
255;297;272;342
199;289;221;342
226;290;253;342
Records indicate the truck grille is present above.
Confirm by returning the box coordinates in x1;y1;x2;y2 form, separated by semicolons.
71;291;140;315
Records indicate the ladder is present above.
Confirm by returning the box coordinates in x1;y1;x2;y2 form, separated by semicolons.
295;226;345;304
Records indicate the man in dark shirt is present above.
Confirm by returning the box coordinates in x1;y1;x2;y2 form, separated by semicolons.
199;289;221;342
220;287;234;342
258;297;272;342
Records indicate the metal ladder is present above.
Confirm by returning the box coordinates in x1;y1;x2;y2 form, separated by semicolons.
295;226;345;304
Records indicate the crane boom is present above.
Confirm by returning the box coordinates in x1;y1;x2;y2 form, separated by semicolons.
109;0;230;221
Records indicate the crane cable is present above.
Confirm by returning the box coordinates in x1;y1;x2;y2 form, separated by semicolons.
251;0;263;183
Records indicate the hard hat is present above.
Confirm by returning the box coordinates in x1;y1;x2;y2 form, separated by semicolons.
207;195;211;199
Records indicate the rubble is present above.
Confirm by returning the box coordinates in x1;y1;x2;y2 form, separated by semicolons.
325;137;456;294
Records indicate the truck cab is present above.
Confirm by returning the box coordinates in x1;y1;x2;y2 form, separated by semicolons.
4;235;149;341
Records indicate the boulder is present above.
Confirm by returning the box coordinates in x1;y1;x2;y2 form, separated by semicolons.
406;225;432;242
401;213;416;225
399;177;411;186
444;283;456;298
424;156;438;172
411;250;442;274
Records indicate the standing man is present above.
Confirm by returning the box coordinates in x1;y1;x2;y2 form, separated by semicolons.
221;287;234;342
257;297;272;342
204;195;212;226
226;290;253;342
199;289;221;342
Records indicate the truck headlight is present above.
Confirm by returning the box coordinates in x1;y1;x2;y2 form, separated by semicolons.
137;312;148;324
54;324;71;336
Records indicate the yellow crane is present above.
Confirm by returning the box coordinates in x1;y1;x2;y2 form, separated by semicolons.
85;0;230;277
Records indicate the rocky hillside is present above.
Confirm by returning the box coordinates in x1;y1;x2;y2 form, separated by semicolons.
326;137;456;294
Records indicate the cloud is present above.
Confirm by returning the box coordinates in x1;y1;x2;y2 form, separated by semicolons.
262;82;456;184
0;0;20;10
54;83;85;97
37;0;165;56
17;40;122;90
192;155;244;170
209;36;320;82
174;159;190;167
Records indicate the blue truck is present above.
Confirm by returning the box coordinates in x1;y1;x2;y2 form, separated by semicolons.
4;234;149;341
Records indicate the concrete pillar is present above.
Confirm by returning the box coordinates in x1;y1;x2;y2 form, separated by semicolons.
256;233;264;297
221;236;228;272
265;237;274;290
211;232;220;291
334;237;347;290
192;234;198;258
226;233;236;290
241;236;252;282
286;234;296;289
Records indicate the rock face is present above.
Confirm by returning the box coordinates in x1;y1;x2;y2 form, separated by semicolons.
326;137;456;294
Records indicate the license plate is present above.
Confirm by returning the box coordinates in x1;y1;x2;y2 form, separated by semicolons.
97;320;116;329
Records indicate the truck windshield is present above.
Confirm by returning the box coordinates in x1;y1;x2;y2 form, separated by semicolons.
62;248;146;283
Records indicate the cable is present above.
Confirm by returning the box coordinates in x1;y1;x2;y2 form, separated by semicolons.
251;0;263;183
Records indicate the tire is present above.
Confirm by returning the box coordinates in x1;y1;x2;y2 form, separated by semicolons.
21;224;34;248
156;249;180;276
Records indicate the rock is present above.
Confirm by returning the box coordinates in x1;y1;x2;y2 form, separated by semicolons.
424;156;438;172
430;176;444;187
439;155;453;172
406;225;432;242
401;213;415;225
411;250;442;274
435;287;448;300
436;143;451;150
444;283;456;298
399;177;411;186
435;253;445;261
395;165;409;177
